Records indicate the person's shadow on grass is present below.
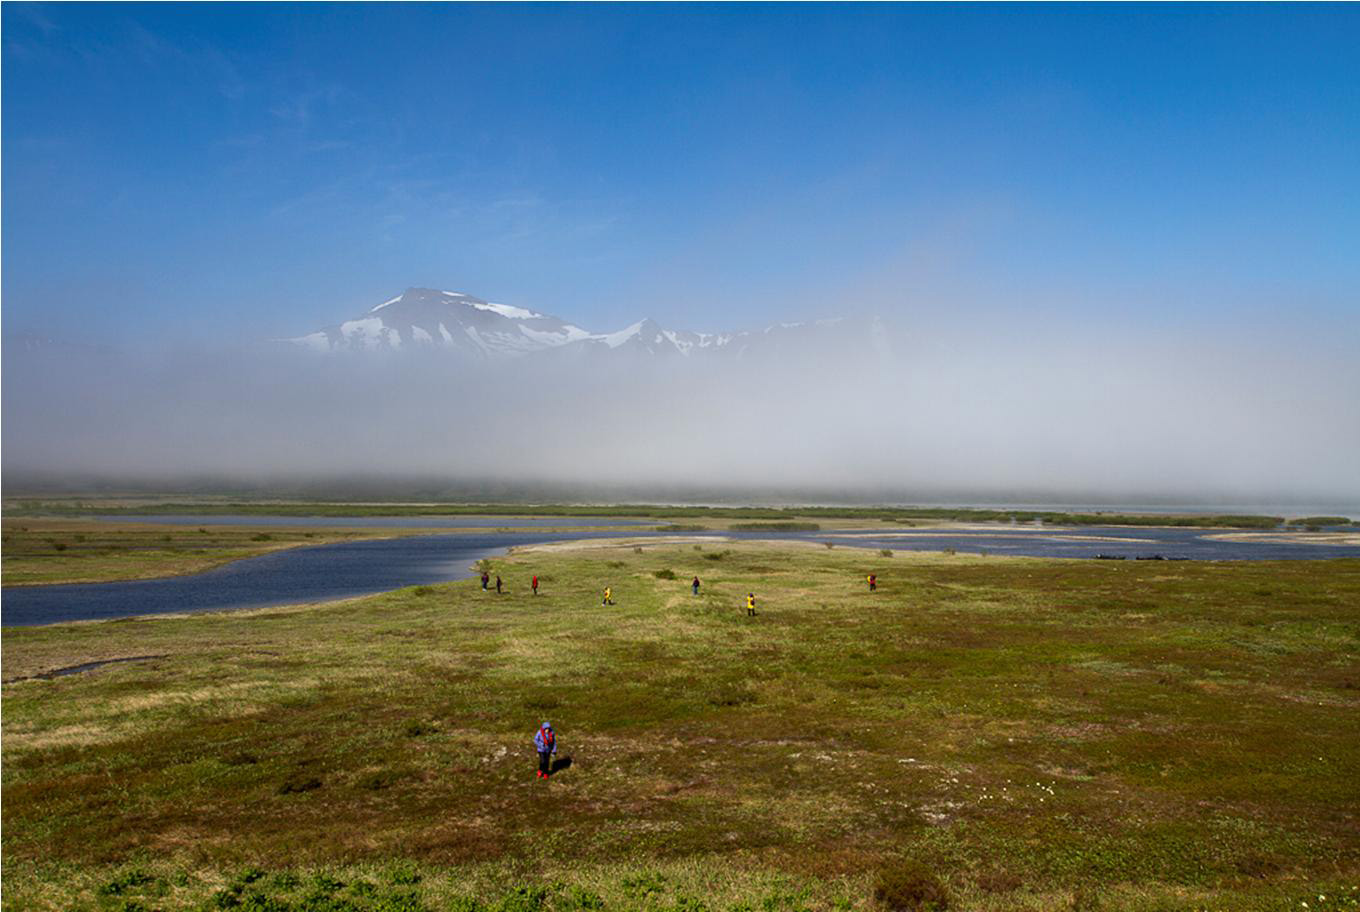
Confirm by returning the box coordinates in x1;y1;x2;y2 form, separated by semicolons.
550;755;572;775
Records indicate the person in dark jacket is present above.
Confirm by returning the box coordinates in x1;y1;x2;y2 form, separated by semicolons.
868;573;877;592
496;575;503;594
481;571;490;591
534;722;557;779
692;576;701;596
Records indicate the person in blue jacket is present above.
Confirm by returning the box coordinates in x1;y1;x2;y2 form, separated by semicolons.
534;721;557;779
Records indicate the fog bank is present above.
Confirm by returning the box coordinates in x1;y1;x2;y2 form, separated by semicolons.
4;313;1357;505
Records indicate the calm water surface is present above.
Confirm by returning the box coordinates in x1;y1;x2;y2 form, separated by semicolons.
4;520;1356;627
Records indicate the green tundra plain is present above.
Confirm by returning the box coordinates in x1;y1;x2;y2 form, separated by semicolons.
2;533;1359;912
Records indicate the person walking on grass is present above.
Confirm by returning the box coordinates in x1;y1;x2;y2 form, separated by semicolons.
481;571;490;591
496;575;503;594
603;586;614;606
532;574;539;596
692;576;701;596
534;721;557;779
868;573;877;592
747;593;757;616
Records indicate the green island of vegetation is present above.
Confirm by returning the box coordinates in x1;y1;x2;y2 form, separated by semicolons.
3;537;1357;911
6;496;1346;530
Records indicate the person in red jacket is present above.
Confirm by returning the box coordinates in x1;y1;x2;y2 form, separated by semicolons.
532;575;539;596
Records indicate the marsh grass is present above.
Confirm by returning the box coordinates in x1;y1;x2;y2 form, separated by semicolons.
2;543;1358;910
5;498;1290;528
0;519;426;586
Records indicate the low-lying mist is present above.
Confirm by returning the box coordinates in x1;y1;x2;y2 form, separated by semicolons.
4;311;1357;507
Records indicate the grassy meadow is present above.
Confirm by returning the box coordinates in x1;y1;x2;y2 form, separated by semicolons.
2;538;1358;911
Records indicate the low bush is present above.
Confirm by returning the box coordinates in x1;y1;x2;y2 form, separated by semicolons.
654;569;677;580
873;861;949;911
387;865;421;885
98;869;156;896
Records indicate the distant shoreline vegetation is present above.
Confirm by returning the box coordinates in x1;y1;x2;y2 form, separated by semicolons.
4;500;1349;530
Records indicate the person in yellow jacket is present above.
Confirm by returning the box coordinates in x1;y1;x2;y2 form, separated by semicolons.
746;593;756;616
603;586;614;606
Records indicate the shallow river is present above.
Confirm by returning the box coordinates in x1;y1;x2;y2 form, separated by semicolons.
3;518;1356;627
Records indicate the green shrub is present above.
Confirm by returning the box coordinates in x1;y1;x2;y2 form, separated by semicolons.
873;862;949;911
98;869;156;895
560;886;605;911
387;865;421;885
495;885;549;912
622;873;668;900
654;569;677;580
879;549;893;557
251;533;273;542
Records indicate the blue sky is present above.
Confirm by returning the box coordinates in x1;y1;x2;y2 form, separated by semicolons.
3;3;1358;343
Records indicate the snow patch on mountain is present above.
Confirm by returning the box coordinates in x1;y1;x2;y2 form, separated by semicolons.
469;300;542;320
598;321;646;349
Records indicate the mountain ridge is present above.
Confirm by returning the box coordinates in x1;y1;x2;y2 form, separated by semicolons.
285;287;864;361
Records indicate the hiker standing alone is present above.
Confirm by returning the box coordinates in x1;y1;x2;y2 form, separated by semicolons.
868;573;877;592
692;576;701;596
534;722;557;779
746;593;757;616
532;575;539;596
603;586;613;606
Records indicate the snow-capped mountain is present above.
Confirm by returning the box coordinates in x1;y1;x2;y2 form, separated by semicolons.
285;287;876;362
287;288;595;358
